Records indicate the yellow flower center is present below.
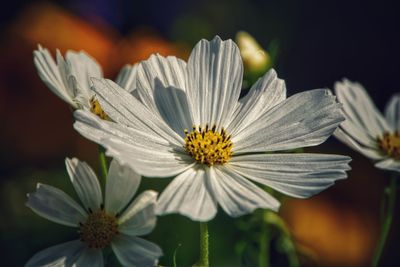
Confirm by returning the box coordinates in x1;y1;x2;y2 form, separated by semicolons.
79;209;118;249
184;125;233;166
377;131;400;160
90;97;109;120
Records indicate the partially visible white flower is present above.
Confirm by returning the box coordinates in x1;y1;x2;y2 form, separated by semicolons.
33;46;138;117
334;79;400;172
34;46;101;109
26;158;162;267
73;36;351;222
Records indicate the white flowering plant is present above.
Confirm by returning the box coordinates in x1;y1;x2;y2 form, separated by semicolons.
22;32;397;267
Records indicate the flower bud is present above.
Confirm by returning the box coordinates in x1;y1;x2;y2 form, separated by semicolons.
236;31;270;78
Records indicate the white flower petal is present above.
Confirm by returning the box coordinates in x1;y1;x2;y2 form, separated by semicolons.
56;50;73;96
65;158;102;211
186;36;243;127
74;248;103;267
135;54;188;111
74;110;195;177
334;128;383;160
375;158;400;173
89;139;193;178
26;183;87;227
233;89;344;153
329;88;377;149
65;50;102;106
25;240;86;267
385;94;400;131
33;46;75;107
74;110;175;149
153;81;193;137
90;78;183;146
338;118;378;148
105;160;141;215
156;167;217;222
105;148;192;178
111;235;162;267
115;63;139;93
207;166;280;217
102;137;195;177
230;153;351;198
227;69;286;136
119;190;158;236
335;79;390;137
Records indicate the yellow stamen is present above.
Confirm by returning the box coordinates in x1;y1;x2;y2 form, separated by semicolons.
377;131;400;160
184;125;233;166
79;209;118;249
90;97;109;120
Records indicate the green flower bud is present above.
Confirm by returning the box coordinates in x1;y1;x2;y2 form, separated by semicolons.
236;31;270;80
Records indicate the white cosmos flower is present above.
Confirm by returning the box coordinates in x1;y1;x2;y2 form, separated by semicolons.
33;46;138;111
26;158;162;267
73;36;351;222
333;79;400;172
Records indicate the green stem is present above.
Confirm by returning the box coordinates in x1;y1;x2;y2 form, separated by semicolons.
263;210;299;267
259;218;270;267
98;145;108;185
286;238;300;267
173;243;181;267
196;222;209;267
372;176;397;267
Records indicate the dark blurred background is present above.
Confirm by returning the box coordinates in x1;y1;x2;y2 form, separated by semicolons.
1;0;399;266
